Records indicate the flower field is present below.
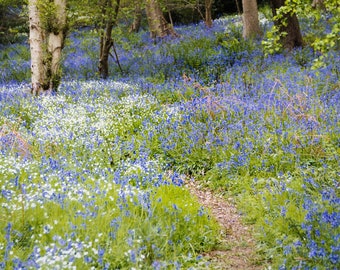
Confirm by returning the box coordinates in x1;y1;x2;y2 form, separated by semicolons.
0;14;339;269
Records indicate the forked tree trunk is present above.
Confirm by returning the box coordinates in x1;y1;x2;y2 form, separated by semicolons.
48;0;67;90
145;0;177;39
99;19;113;79
130;0;142;33
99;0;120;79
205;0;213;28
271;0;303;50
28;0;67;95
242;0;262;39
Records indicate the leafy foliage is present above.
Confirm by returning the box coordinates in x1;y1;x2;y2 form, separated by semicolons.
263;0;340;68
0;0;27;44
0;12;339;269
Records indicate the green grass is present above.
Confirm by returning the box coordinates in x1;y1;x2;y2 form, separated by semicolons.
0;12;339;269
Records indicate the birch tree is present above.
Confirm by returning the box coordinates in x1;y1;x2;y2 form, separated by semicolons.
28;0;67;95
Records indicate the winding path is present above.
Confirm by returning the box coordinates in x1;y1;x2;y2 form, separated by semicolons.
186;180;263;269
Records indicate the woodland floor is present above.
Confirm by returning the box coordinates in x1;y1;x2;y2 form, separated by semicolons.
185;180;264;269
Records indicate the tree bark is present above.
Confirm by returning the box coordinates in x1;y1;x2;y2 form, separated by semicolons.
130;0;142;33
311;0;325;9
29;0;46;94
28;0;67;95
205;0;213;28
271;0;303;50
145;0;177;39
242;0;262;39
99;0;120;79
48;0;67;91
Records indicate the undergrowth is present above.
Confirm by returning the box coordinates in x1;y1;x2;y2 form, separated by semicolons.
0;13;339;269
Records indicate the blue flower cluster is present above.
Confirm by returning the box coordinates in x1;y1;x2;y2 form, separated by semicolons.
0;13;339;269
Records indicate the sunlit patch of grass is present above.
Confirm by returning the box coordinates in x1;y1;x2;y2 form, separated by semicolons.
0;13;339;269
1;168;220;268
0;82;221;269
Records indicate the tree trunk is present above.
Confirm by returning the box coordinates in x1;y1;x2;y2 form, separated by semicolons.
99;19;113;79
130;0;142;33
205;0;213;28
28;0;67;95
145;0;177;39
48;0;67;90
242;0;262;39
312;0;325;9
99;0;120;79
29;0;46;94
271;0;303;50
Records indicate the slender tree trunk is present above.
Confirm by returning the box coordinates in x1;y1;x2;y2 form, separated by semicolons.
130;0;142;33
165;0;174;27
99;21;113;79
29;0;46;94
99;0;114;79
28;0;67;95
205;0;213;27
99;0;120;79
145;0;177;39
235;0;242;15
168;10;174;27
271;0;303;50
242;0;262;39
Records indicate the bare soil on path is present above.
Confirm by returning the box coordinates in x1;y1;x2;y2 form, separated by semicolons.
185;180;263;270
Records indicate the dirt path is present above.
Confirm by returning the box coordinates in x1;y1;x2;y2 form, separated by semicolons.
185;180;263;269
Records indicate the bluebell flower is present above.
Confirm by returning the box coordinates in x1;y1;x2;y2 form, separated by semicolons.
130;249;137;264
152;260;162;270
329;252;339;264
84;255;92;264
